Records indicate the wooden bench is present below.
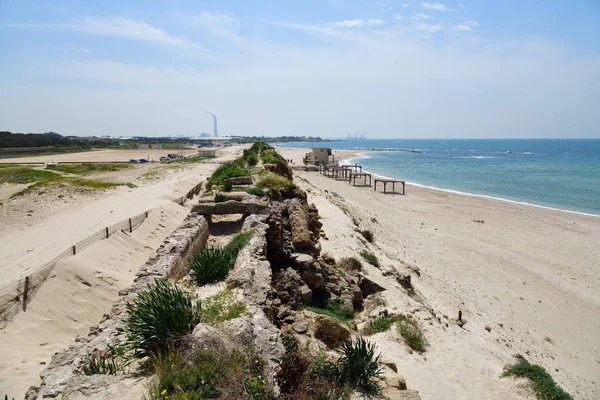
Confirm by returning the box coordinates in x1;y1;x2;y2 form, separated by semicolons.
374;179;405;194
348;172;372;187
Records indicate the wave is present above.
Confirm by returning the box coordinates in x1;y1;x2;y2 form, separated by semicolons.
452;156;496;159
338;154;600;218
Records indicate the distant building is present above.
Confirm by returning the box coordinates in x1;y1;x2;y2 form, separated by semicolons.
310;147;333;165
198;149;216;158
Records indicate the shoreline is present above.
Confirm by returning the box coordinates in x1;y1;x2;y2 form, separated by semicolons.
279;145;600;398
338;151;600;219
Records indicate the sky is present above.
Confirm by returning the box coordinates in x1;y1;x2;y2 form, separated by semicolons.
0;0;599;139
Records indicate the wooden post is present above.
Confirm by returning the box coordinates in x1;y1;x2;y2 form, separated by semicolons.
72;245;76;255
129;218;133;233
105;227;109;238
458;310;462;322
22;276;30;311
145;211;149;218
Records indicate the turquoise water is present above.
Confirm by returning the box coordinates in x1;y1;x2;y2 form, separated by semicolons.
278;140;600;216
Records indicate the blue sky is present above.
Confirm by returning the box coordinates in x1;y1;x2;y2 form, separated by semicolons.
0;0;598;138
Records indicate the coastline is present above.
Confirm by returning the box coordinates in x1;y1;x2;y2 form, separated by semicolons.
338;151;600;218
278;145;600;399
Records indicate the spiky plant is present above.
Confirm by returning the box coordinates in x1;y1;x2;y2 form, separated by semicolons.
125;279;201;355
214;193;227;203
189;247;236;285
336;337;383;392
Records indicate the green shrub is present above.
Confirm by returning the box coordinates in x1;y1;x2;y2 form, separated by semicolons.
222;180;233;192
363;315;399;335
224;231;253;254
149;347;269;400
82;346;131;375
336;337;383;393
305;298;353;326
201;289;247;326
246;154;258;167
397;318;426;352
189;247;236;285
244;187;267;197
214;193;227;203
502;356;572;400
359;250;379;267
209;162;249;186
256;171;296;192
125;280;201;355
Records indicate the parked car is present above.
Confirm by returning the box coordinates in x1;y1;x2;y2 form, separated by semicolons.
167;153;180;159
138;159;149;163
129;159;139;163
159;156;169;162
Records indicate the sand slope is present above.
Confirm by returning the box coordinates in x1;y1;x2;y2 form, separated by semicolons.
0;202;187;399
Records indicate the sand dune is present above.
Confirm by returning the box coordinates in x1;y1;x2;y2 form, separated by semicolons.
0;202;187;398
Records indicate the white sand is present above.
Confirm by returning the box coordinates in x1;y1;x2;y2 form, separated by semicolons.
0;202;187;398
0;146;243;287
279;146;600;400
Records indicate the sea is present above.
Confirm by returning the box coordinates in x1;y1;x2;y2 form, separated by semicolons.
277;139;600;217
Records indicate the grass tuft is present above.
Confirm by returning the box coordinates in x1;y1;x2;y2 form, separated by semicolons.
304;298;353;326
189;247;236;285
363;315;399;335
358;229;375;243
200;289;247;326
502;356;572;400
336;337;384;393
209;161;249;187
0;167;59;184
396;317;426;352
125;279;201;355
214;193;227;203
359;250;379;268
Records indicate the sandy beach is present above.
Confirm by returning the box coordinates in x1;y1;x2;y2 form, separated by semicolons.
0;146;244;398
278;146;600;400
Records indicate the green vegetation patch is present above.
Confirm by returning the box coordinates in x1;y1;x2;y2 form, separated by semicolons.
189;247;236;285
396;317;426;352
48;162;132;175
359;250;380;268
336;337;384;393
189;231;253;286
200;289;247;326
0;166;59;184
125;279;201;355
304;298;353;326
148;347;268;400
209;161;249;187
502;356;572;400
10;176;127;198
363;315;400;335
256;171;297;192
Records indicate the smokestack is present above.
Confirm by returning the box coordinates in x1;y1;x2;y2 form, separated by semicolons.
206;112;218;137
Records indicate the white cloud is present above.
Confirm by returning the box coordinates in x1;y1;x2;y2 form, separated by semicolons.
393;14;406;20
68;16;198;48
450;24;473;32
335;19;385;28
367;18;386;26
450;21;480;32
336;19;365;28
403;4;409;8
416;23;444;34
421;2;453;11
182;11;244;43
411;13;432;21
